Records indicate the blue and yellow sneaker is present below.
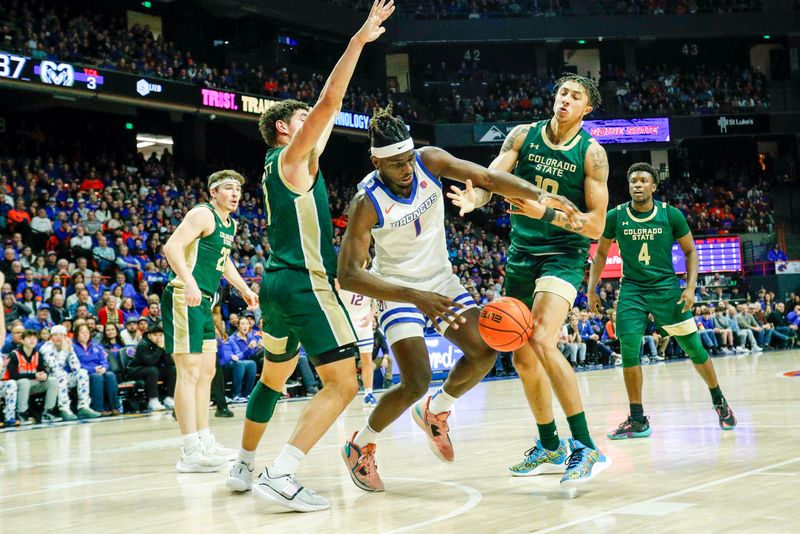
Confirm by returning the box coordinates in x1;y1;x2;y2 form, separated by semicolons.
559;439;612;488
607;416;653;440
509;439;571;477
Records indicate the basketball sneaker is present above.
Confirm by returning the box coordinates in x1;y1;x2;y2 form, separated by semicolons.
253;467;330;512
363;393;377;407
226;461;254;492
607;416;653;440
341;432;384;492
714;399;737;430
176;447;228;473
201;433;237;460
560;439;612;488
411;396;454;463
508;438;570;476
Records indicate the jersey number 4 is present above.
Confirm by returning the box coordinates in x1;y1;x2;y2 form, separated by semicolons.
638;242;651;265
216;247;231;272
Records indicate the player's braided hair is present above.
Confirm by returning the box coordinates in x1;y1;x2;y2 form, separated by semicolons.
627;162;661;185
369;103;409;147
554;73;602;107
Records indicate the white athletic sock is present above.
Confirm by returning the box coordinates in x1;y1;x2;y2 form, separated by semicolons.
182;432;200;453
238;448;256;468
428;388;457;415
364;387;373;396
198;427;211;443
353;423;380;447
270;444;305;476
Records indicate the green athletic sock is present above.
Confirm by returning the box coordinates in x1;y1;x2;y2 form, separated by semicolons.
567;412;596;450
709;386;725;405
630;403;645;422
537;420;560;451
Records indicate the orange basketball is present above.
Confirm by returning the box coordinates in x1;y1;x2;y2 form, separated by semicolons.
478;297;534;351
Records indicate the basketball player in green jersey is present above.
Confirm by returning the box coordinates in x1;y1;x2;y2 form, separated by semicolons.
450;74;611;487
588;163;736;438
162;170;259;473
224;0;395;512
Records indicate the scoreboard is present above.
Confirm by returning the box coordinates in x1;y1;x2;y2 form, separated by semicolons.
589;235;742;279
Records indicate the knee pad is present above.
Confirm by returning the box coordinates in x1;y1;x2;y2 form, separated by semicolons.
676;334;708;365
245;381;282;423
619;334;642;368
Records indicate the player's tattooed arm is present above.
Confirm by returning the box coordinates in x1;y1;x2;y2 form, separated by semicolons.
488;124;530;173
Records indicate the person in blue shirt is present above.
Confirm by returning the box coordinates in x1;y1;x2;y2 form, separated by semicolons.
110;271;136;300
73;323;118;415
577;309;614;365
221;320;259;403
115;245;142;283
86;271;107;304
16;269;43;299
695;307;719;355
23;305;54;333
767;244;787;262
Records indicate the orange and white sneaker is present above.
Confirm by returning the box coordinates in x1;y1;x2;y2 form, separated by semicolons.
411;396;454;463
341;432;385;492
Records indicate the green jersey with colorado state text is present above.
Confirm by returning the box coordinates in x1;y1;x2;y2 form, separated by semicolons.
511;119;595;255
169;202;236;296
603;201;691;289
262;146;338;276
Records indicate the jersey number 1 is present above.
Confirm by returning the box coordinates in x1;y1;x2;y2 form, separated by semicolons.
638;242;651;265
216;247;231;272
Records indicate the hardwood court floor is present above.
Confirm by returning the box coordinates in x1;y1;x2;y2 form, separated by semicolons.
2;350;799;533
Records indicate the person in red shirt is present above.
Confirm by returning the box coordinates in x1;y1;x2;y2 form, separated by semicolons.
98;296;124;327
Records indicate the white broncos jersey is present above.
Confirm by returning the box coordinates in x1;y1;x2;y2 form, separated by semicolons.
359;152;451;288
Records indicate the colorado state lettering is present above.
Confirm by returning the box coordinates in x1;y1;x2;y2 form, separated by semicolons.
526;154;578;177
623;227;662;241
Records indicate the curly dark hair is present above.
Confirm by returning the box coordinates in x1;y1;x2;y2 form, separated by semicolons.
627;162;661;185
369;103;410;148
554;73;602;107
257;99;310;147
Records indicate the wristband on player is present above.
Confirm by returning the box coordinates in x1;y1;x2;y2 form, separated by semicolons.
541;206;556;223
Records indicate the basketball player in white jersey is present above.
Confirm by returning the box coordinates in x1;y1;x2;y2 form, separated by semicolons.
337;273;378;407
337;105;580;491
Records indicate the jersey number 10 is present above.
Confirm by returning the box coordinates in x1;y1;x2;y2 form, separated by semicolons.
534;175;559;195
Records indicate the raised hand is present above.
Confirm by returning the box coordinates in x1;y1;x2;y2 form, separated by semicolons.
446;179;477;216
354;0;395;45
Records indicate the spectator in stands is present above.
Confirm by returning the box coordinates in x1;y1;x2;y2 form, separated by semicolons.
93;234;116;274
30;207;53;252
1;351;20;426
751;302;787;349
86;272;107;304
602;309;620;360
128;323;175;411
120;297;138;323
734;304;763;351
726;305;751;353
73;323;119;416
3;293;32;324
67;287;94;316
768;302;797;345
121;316;142;346
111;271;137;300
8;329;59;423
70;225;93;260
221;318;259;402
115;245;142;283
24;304;53;332
72;257;93;280
16;268;43;299
695;307;720;355
40;325;101;420
561;314;586;367
767;244;787;262
641;314;662;362
98;295;124;327
101;323;124;357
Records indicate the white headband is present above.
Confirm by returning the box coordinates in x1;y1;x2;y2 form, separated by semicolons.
370;138;414;158
209;177;241;191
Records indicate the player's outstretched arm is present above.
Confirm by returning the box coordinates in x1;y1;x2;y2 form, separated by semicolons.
338;192;465;330
163;208;215;307
282;0;394;190
588;236;614;314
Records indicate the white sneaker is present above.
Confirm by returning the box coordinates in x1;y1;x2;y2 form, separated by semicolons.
148;398;166;411
163;396;175;409
654;354;665;361
641;356;650;364
253;467;330;512
176;447;228;473
614;355;622;366
752;345;763;352
202;433;237;460
226;460;254;492
722;347;732;354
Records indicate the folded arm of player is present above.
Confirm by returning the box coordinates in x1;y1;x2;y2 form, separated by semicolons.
163;207;216;307
337;191;465;330
677;231;698;313
223;257;259;310
507;142;609;239
281;0;395;192
588;236;614;314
